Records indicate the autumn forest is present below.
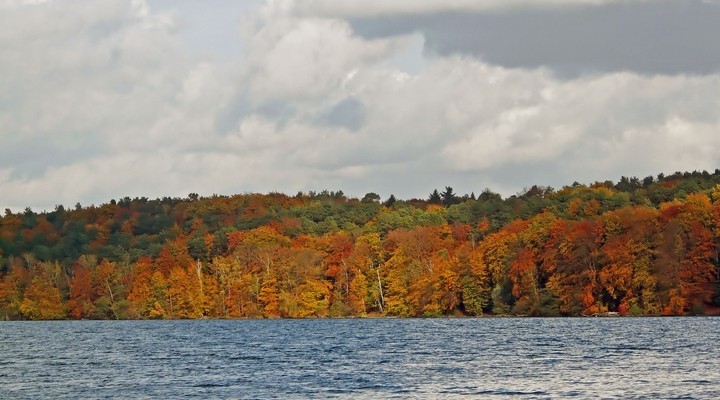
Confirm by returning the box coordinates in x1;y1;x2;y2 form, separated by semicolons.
2;170;720;320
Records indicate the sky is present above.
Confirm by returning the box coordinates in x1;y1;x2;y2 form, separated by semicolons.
2;0;720;212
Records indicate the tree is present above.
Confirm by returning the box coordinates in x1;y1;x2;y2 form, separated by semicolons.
0;264;29;320
165;265;199;318
383;194;397;207
441;186;460;207
293;279;331;318
67;265;96;319
361;192;381;204
456;243;491;315
428;189;441;205
95;260;129;319
509;248;539;315
20;262;66;320
5;168;720;319
127;257;171;319
543;220;605;315
21;276;66;319
258;277;280;318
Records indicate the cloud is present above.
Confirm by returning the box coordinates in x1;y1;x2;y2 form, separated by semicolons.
293;0;627;17
316;97;367;131
0;0;219;209
345;0;720;76
440;71;720;177
310;58;720;197
240;5;394;104
2;0;720;212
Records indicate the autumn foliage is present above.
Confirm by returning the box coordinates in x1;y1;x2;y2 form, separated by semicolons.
2;171;720;319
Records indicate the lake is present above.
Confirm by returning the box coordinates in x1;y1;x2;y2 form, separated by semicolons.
1;317;719;399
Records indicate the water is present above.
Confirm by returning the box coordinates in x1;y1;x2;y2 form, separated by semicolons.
1;318;719;399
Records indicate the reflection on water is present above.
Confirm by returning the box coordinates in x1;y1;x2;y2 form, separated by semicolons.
1;317;719;399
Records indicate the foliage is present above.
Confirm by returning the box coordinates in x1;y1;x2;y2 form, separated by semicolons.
2;170;720;319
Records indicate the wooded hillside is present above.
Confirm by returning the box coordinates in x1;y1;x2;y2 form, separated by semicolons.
2;170;720;319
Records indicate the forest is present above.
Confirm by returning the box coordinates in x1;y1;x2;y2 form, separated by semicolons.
2;170;720;320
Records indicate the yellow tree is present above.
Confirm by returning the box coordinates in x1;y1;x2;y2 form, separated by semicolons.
20;262;66;320
166;265;203;319
305;232;354;317
293;279;331;318
456;243;492;316
351;232;383;314
258;276;280;318
427;249;461;316
0;262;30;320
94;260;129;319
127;258;158;318
477;220;528;314
148;271;168;319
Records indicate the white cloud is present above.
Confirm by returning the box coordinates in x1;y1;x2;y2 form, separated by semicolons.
293;0;629;17
240;4;395;104
0;0;218;209
440;71;720;176
1;0;719;211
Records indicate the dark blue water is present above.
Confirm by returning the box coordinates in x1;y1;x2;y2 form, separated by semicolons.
1;318;719;399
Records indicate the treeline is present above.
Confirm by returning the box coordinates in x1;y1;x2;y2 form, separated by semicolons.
1;170;720;319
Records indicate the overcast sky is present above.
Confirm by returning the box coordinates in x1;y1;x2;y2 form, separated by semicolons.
2;0;720;211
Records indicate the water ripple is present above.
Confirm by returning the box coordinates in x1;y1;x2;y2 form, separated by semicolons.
1;318;719;399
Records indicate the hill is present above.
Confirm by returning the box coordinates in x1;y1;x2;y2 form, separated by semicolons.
2;170;720;319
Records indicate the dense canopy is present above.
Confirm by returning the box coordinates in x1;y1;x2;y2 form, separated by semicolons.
2;170;720;319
